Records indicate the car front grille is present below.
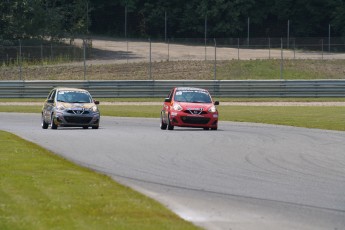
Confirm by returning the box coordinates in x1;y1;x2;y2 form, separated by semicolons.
181;116;210;124
183;109;207;115
64;116;93;124
66;109;90;115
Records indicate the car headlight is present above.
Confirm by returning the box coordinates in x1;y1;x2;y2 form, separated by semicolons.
172;104;183;111
208;105;217;113
91;105;99;112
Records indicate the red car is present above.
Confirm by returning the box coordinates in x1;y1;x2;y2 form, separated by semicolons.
160;87;219;130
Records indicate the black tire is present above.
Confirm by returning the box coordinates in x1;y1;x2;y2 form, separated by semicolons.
83;126;89;129
41;115;48;129
92;125;99;129
51;115;58;129
167;114;174;130
203;127;209;130
160;113;167;130
211;127;218;130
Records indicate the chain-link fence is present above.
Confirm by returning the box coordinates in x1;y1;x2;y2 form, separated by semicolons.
1;37;345;81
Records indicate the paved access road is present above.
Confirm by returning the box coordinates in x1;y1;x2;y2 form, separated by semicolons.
1;113;345;230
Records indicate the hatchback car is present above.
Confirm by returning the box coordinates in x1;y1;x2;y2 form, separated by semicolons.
41;87;100;129
160;87;219;130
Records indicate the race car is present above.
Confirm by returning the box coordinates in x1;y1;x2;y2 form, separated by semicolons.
160;87;219;130
41;87;100;129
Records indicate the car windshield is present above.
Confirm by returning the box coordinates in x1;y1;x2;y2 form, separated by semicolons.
174;89;212;103
56;91;92;103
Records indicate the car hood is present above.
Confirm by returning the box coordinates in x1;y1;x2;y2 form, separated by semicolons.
178;102;214;110
57;102;95;109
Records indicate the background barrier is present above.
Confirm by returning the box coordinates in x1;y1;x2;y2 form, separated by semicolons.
1;80;345;98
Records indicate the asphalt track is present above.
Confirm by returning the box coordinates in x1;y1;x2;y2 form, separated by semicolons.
1;113;345;230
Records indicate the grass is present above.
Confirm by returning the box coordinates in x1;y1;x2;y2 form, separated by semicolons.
0;130;200;230
218;106;345;131
216;59;345;80
0;105;41;113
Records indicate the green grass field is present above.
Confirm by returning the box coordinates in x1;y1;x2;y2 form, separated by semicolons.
0;130;200;230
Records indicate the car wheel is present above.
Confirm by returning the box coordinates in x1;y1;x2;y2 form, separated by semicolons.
203;127;209;130
167;114;174;130
51;115;58;129
83;126;88;129
41;115;49;129
92;125;99;129
160;113;167;130
211;127;218;130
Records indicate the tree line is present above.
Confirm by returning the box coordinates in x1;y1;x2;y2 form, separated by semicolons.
1;0;345;43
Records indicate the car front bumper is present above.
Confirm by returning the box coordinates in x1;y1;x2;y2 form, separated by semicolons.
53;110;100;127
170;111;218;128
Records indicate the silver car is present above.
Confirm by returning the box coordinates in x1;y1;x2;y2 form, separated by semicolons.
41;87;100;129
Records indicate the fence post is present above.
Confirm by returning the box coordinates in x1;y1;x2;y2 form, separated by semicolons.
149;38;152;79
237;38;240;60
50;43;53;62
247;17;250;47
83;39;87;81
40;44;43;64
287;20;290;49
167;39;170;61
19;40;22;80
293;38;296;59
328;24;331;53
280;38;284;80
165;11;167;43
268;37;271;59
126;40;129;64
205;14;207;61
321;39;324;60
214;38;217;80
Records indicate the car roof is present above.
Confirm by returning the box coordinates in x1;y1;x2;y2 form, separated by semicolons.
55;87;89;92
175;87;208;91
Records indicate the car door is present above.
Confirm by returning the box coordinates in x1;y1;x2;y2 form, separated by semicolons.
162;88;175;123
43;89;56;123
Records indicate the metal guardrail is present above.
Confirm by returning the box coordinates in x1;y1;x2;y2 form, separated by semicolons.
0;80;345;98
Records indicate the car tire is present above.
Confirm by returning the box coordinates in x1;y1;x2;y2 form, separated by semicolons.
51;115;58;129
160;113;167;130
92;125;99;129
41;115;49;129
167;114;174;130
211;127;218;130
203;127;209;130
83;126;88;129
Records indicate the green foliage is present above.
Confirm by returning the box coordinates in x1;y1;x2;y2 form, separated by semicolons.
0;0;89;41
88;0;345;38
1;0;345;41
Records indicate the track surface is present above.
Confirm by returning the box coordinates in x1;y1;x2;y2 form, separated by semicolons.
1;113;345;230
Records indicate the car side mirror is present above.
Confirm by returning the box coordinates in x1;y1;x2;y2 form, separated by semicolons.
164;98;171;103
94;100;100;105
214;101;219;105
47;99;54;103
